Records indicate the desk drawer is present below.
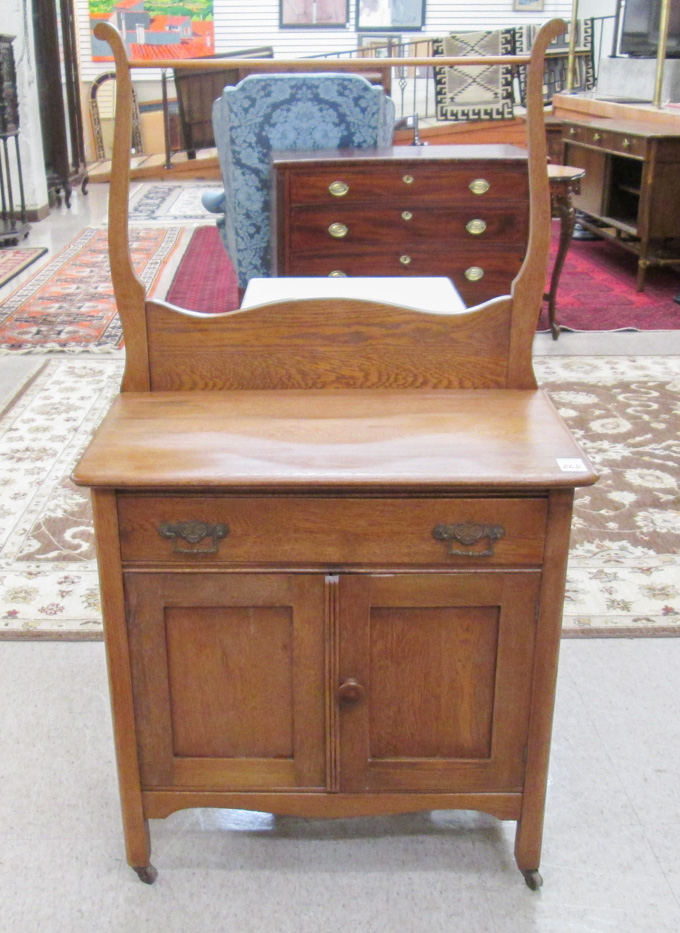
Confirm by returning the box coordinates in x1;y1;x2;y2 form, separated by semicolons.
288;207;528;250
563;124;646;158
117;495;547;567
287;166;528;205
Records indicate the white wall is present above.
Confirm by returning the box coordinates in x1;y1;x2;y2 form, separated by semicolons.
6;0;48;213
75;0;583;83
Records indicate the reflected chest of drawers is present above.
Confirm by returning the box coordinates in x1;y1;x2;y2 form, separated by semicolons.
271;145;529;305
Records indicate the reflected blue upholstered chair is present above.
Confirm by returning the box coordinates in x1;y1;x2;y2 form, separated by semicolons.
202;73;396;290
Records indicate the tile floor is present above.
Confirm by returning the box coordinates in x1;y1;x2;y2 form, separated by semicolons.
1;183;680;931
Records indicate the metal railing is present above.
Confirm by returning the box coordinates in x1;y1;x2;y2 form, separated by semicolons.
312;16;616;122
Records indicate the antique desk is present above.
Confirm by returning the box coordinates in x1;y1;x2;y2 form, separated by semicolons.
561;113;680;291
78;18;595;890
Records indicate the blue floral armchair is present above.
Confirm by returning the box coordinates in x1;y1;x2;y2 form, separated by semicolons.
202;73;396;290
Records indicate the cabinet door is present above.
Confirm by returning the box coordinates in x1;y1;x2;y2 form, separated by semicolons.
124;572;326;791
337;572;540;793
563;142;607;218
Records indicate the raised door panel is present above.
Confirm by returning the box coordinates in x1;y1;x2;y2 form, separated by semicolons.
563;142;607;218
337;572;540;794
124;572;326;791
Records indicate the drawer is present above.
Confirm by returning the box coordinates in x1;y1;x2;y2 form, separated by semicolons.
288;207;528;251
286;166;529;205
117;496;547;567
563;124;646;159
286;247;524;299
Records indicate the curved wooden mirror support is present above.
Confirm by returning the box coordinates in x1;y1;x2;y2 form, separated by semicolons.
94;19;566;394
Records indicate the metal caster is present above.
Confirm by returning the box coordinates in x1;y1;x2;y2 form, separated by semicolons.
523;869;543;891
133;864;158;884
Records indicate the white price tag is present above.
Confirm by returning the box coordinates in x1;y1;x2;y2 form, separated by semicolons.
556;458;587;472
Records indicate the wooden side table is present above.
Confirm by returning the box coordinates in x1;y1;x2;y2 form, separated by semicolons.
545;164;585;340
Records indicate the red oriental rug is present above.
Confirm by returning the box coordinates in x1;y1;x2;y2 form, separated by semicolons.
0;247;48;289
538;223;680;332
169;224;680;330
166;225;238;313
0;227;183;351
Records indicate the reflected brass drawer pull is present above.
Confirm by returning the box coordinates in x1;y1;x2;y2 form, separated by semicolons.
466;219;487;235
401;210;413;221
402;174;414;184
469;178;490;195
464;266;484;281
432;521;505;558
158;521;229;555
328;270;347;277
329;180;349;197
328;222;348;238
399;254;412;266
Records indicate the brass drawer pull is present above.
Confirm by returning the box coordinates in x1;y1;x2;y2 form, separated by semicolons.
328;222;348;239
464;266;484;282
402;174;414;184
329;180;349;197
328;270;347;277
469;178;490;195
401;210;413;221
466;219;487;235
399;254;412;266
432;522;505;558
158;521;229;555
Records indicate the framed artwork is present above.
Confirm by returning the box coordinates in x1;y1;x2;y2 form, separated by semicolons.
513;0;544;11
280;0;349;28
89;0;214;62
356;0;425;32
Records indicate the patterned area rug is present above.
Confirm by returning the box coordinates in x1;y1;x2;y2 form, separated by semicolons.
127;183;221;225
166;226;238;313
433;30;515;122
0;227;183;352
540;227;680;333
0;356;678;640
0;247;48;289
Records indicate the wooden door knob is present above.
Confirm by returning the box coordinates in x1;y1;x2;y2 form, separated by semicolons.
337;678;365;704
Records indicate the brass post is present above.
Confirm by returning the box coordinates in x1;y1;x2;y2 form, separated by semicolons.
566;0;580;92
653;0;672;107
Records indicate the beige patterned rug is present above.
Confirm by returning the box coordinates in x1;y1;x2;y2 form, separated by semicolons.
0;356;678;639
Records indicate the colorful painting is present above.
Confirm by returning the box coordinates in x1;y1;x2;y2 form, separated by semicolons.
89;0;214;61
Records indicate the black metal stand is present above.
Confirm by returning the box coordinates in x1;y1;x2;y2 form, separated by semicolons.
0;131;29;246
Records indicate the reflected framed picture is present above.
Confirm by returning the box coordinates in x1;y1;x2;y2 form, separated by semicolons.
513;0;544;10
280;0;349;28
356;0;425;32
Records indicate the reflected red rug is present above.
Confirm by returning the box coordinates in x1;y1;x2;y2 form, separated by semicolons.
0;227;183;351
166;225;238;313
169;224;680;330
539;223;680;332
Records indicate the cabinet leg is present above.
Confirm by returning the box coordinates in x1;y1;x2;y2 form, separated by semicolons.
514;815;544;889
636;259;649;293
123;812;155;882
